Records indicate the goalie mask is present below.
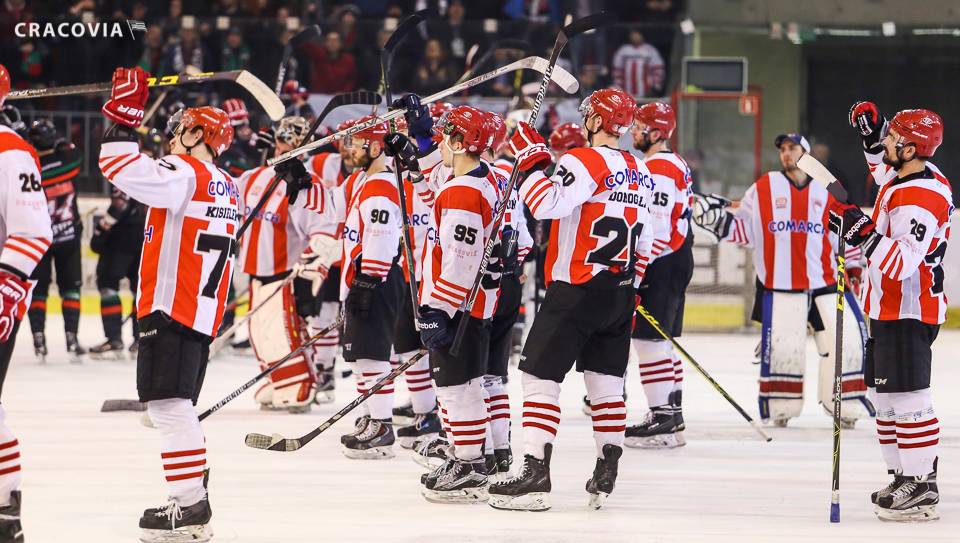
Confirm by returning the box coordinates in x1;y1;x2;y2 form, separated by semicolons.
275;116;310;148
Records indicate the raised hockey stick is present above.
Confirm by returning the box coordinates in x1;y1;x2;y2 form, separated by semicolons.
275;25;322;95
450;13;609;356
245;350;428;451
8;70;285;121
268;55;580;165
796;153;846;523
235;90;382;242
380;12;425;323
455;39;532;85
636;304;773;443
198;313;343;421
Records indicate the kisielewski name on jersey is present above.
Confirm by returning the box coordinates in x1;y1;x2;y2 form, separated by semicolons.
16;22;130;39
205;206;240;221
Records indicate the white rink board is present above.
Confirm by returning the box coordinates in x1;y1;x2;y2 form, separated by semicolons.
6;317;960;542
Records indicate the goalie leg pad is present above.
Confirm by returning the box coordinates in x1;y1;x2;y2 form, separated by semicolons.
632;339;674;408
813;291;875;422
248;278;315;410
758;291;807;422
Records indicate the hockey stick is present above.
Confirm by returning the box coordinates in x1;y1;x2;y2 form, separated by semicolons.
268;55;580;165
796;153;846;523
455;39;532;85
275;25;322;95
636;304;773;443
198;313;343;421
235;90;382;242
100;399;146;412
450;13;609;356
381;11;426;324
245;350;428;451
9;70;285;121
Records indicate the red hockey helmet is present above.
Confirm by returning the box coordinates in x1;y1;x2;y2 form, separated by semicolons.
579;88;637;136
178;106;234;157
345;114;388;146
634;101;676;139
281;79;308;99
429;101;454;120
548;122;587;152
438;105;491;154
222;98;249;127
889;109;944;157
0;65;9;105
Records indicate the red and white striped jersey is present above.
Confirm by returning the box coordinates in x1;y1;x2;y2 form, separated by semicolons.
237;166;333;277
100;141;241;337
861;151;953;324
339;170;402;299
401;174;432;283
307;152;344;188
611;43;665;99
645;151;693;259
493;157;515;175
420;163;501;319
0;125;52;283
519;146;654;286
725;171;855;291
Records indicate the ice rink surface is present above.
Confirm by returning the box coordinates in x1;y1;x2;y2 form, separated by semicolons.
7;317;960;542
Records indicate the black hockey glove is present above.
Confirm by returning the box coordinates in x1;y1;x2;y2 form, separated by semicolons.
828;201;877;248
848;101;887;152
254;126;276;153
416;305;453;350
345;273;380;319
383;132;421;173
274;158;313;205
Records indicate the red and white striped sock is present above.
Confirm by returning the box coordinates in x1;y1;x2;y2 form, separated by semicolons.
0;407;21;506
889;390;939;476
671;352;683;392
483;375;511;450
585;371;626;457
633;339;674;407
355;359;394;420
148;399;207;507
436;380;487;461
439;401;451;436
521;372;561;460
311;301;340;370
400;351;436;414
869;389;902;472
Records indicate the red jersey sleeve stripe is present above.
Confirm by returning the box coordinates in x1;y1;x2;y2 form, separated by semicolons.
106;155;142;180
436;277;469;295
99;153;131;170
4;243;42;263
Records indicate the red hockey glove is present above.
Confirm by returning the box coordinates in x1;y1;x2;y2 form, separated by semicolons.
508;122;551;172
102;67;150;128
829;201;876;247
0;271;29;343
848;101;887;151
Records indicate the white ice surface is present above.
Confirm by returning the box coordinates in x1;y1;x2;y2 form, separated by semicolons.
7;317;960;542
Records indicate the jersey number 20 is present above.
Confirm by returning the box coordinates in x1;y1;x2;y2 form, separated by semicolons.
586;216;643;268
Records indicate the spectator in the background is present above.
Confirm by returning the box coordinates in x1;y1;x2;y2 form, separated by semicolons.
612;29;664;98
215;0;243;16
300;31;357;93
221;27;250;71
412;39;456;95
333;4;361;52
428;0;482;71
162;27;208;74
161;0;183;40
136;25;166;74
18;40;48;82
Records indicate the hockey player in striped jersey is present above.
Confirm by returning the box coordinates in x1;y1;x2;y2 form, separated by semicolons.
838;103;951;521
337;116;406;459
624;102;694;449
25;119;85;362
98;67;240;542
385;105;503;503
694;133;874;429
489;88;654;511
237;116;336;413
0;64;53;542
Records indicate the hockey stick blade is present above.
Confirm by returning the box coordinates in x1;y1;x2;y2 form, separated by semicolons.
797;153;848;202
245;351;427;452
268;56;577;165
101;399;146;412
560;12;609;38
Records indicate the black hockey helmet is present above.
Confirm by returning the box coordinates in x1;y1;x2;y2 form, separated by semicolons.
28;118;58;151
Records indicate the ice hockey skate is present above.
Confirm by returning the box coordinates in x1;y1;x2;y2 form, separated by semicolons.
872;470;905;504
65;331;85;364
342;418;395;459
586;444;622;509
397;411;442;449
0;491;24;542
412;434;450;469
88;339;125;361
32;332;46;363
314;367;336;404
392;401;416;424
875;467;940;522
421;457;489;504
488;444;552;511
138;497;213;543
625;406;686;449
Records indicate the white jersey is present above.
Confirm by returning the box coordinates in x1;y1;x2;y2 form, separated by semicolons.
861;150;952;324
0;125;52;311
611;43;665;99
99;140;241;337
644;151;693;259
339;170;402;299
237;165;331;277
